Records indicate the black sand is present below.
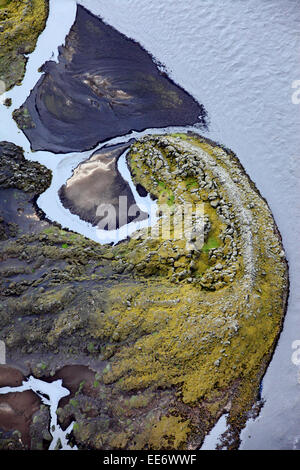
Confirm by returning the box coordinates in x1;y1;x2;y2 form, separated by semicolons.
14;5;207;154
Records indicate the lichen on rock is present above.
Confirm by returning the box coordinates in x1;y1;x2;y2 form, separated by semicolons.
0;141;51;193
0;0;49;90
0;135;288;450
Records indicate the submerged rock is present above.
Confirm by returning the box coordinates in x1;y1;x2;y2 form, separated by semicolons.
0;135;288;450
13;5;207;153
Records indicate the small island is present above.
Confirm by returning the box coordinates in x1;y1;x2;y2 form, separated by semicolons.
0;134;288;449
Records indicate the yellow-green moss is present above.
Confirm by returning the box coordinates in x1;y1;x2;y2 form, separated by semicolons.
132;415;191;450
0;134;288;449
0;0;49;90
88;134;287;443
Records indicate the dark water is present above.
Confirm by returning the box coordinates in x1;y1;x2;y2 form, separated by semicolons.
15;5;207;154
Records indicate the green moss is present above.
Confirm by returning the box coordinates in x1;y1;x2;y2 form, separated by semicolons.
0;1;11;7
202;235;220;253
132;415;191;450
13;107;36;130
0;134;288;450
0;0;49;90
89;134;287;443
87;342;95;353
185;177;198;190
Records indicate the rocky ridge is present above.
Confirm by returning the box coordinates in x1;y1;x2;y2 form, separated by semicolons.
0;136;288;450
0;0;49;91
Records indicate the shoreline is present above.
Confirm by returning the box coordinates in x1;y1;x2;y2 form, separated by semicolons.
0;0;297;452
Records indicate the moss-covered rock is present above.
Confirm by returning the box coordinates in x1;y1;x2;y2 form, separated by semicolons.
0;141;51;193
30;405;51;450
0;135;288;450
0;0;49;90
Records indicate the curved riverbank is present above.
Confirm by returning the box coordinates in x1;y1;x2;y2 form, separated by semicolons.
0;0;298;451
78;0;300;449
0;0;49;91
0;134;288;449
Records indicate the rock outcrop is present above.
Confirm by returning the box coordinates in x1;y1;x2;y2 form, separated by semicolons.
0;0;49;91
0;136;288;450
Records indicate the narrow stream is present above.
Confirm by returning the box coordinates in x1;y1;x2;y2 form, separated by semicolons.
0;0;206;451
0;377;77;450
0;1;207;451
59;0;300;450
0;0;299;450
0;0;195;245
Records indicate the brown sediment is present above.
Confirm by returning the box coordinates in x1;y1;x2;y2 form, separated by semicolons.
59;142;148;229
48;365;97;407
0;387;41;448
0;366;41;449
0;365;24;387
0;136;288;450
